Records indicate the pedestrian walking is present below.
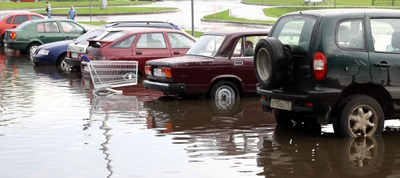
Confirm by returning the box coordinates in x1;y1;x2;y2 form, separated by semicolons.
46;1;51;18
67;5;77;21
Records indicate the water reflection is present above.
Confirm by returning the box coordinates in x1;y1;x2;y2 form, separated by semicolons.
257;125;390;178
145;97;275;160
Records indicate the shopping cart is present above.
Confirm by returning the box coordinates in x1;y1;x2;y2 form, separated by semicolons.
81;55;138;95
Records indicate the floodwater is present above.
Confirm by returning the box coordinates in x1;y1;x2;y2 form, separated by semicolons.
2;48;400;178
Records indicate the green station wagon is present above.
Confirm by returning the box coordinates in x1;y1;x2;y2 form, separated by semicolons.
4;19;88;54
254;9;400;137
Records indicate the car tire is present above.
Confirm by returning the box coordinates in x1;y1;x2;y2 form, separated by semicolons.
209;81;239;108
274;110;295;127
254;37;287;90
335;95;384;137
27;42;40;54
57;54;70;71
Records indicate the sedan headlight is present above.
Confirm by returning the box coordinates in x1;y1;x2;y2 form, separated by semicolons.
37;49;49;55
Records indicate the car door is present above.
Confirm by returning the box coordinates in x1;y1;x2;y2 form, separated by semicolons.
230;36;262;92
35;21;65;44
368;17;400;99
59;21;85;40
5;14;28;30
133;32;172;72
166;32;195;56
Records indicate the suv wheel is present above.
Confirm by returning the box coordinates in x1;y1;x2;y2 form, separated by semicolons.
335;95;384;137
254;37;287;89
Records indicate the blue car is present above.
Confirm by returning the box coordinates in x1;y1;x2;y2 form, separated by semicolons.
31;28;107;71
31;40;73;71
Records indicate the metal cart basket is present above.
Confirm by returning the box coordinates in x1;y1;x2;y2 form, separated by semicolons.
82;55;138;95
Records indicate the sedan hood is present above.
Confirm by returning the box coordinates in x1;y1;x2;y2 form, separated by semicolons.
146;55;213;67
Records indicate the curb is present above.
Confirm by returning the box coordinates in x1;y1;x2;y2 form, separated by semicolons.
200;18;274;26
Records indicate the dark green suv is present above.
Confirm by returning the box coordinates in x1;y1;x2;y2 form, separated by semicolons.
254;9;400;137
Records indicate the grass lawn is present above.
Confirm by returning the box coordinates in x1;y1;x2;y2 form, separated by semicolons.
242;0;376;6
203;9;275;24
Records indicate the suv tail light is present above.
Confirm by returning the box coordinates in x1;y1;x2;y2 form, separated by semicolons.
10;31;17;40
313;52;327;81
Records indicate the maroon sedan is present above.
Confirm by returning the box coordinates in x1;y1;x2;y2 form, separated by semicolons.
143;30;268;100
82;28;196;76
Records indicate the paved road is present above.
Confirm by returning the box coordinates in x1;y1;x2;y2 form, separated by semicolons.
67;0;275;32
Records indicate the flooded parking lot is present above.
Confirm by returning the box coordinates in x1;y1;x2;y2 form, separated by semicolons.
2;48;400;178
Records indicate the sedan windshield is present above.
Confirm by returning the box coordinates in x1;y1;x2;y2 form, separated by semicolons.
186;34;225;57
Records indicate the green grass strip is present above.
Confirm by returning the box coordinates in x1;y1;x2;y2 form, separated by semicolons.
203;9;274;24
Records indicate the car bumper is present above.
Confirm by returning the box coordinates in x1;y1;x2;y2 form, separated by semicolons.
65;57;81;67
143;80;186;94
256;84;341;112
4;41;27;51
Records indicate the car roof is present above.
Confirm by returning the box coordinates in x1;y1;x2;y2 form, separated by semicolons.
202;30;268;37
101;21;183;30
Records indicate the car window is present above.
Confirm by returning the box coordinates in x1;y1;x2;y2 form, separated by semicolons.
232;36;267;57
137;33;166;49
233;38;243;56
186;34;225;57
370;18;400;53
31;15;43;20
12;15;28;24
101;31;128;41
6;16;12;24
167;32;194;48
60;21;84;33
37;22;60;33
271;15;316;54
112;35;136;48
336;19;365;50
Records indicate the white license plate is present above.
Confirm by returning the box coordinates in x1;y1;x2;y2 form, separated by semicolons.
153;68;162;76
71;53;78;58
271;98;292;111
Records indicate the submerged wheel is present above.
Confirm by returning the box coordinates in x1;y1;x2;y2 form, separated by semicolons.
254;37;287;90
57;54;70;71
209;81;239;110
335;95;384;137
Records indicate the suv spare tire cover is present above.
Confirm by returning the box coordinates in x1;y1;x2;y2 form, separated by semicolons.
254;37;287;90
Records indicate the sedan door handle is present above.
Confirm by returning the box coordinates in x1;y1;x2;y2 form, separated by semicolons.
65;36;72;40
374;62;391;68
136;51;142;55
40;36;45;38
173;51;180;55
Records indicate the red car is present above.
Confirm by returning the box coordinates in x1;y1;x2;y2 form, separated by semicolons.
83;28;196;76
0;11;45;44
143;30;268;99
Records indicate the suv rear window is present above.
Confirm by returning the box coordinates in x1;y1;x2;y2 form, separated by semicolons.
270;15;316;54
